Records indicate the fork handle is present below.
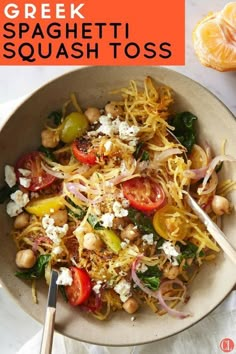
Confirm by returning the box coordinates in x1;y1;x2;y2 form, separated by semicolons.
40;307;56;354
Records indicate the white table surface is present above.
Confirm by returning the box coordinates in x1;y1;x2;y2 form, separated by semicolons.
0;1;235;353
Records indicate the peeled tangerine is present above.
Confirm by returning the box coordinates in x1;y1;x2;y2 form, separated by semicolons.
193;2;236;71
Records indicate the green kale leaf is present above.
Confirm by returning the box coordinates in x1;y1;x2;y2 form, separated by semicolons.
48;111;62;126
171;111;198;152
66;198;87;220
137;265;162;290
87;214;104;230
133;142;150;162
128;208;158;239
15;254;51;280
177;242;204;264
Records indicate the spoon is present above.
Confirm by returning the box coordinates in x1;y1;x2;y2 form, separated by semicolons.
184;190;236;265
40;269;58;354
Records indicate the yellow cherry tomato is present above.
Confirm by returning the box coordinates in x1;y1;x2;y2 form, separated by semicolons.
189;144;208;169
97;229;121;254
25;196;65;217
60;112;89;143
153;205;188;241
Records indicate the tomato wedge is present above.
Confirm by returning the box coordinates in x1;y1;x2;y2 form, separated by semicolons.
65;267;92;306
72;138;97;165
122;177;166;212
15;151;55;192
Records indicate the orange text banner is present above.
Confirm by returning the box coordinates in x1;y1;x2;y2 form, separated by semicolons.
0;0;185;65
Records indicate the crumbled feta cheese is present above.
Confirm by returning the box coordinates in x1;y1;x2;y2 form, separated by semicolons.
19;177;31;188
112;201;128;218
6;201;22;217
129;140;138;147
92;280;103;294
94;115;120;136
121;198;130;208
159;241;179;258
142;233;154;245
31;192;39;199
10;190;29;208
6;189;29;217
18;168;31;177
121;241;128;249
100;213;114;228
137;263;148;273
104;140;113;152
42;215;68;244
56;267;73;286
114;278;131;303
4;165;16;187
52;246;63;255
118;122;140;141
88;115;139;145
171;258;179;266
42;214;54;229
159;241;180;265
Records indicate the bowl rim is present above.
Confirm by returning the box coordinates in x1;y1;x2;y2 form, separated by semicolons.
0;65;235;346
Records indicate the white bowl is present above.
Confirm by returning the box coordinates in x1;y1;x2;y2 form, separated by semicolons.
0;66;235;346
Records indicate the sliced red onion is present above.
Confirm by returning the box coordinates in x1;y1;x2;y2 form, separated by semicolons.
32;236;52;253
198;155;236;195
156;280;191;319
66;183;89;203
198;171;218;195
75;183;100;195
42;163;69;179
183;166;208;180
156;148;184;162
202;141;212;162
65;183;102;204
131;257;191;319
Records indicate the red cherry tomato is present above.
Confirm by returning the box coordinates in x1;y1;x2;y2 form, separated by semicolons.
122;177;166;212
15;151;55;192
65;267;92;306
72;139;97;165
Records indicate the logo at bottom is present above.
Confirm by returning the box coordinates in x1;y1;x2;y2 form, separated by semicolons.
220;338;235;353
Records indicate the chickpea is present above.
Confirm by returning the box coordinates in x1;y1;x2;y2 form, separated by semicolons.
83;233;103;251
16;249;37;269
120;224;140;241
163;264;179;280
84;107;100;124
14;212;30;229
41;129;59;148
211;195;230;216
123;297;139;314
51;209;68;226
105;103;123;117
112;217;127;230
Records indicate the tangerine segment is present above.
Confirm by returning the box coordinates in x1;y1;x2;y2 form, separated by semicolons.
193;2;236;72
